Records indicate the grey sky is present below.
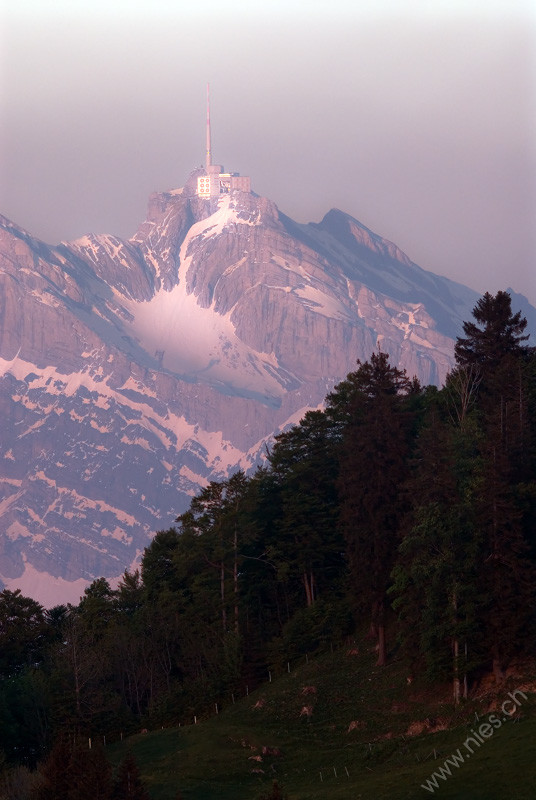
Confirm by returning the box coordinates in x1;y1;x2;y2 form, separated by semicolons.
1;0;535;305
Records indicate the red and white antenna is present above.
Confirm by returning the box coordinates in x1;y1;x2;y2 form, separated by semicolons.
205;82;212;171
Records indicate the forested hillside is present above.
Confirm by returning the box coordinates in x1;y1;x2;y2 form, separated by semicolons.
1;291;535;797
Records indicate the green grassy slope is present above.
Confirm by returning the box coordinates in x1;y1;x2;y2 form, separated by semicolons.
109;645;536;799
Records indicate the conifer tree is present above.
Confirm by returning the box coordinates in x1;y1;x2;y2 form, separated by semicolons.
0;589;50;677
116;569;144;616
236;466;292;660
37;736;72;800
454;291;535;679
391;405;482;699
327;352;414;665
38;739;113;800
113;752;149;800
170;473;260;692
454;290;530;371
257;780;288;800
176;472;253;639
141;528;182;598
267;410;342;609
68;742;113;800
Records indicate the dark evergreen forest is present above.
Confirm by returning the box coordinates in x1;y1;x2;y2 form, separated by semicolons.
1;291;535;796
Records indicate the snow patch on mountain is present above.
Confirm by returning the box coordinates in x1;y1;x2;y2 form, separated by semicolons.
294;285;353;321
122;197;297;402
1;558;89;607
188;195;260;243
0;354;246;472
4;179;525;605
124;284;290;401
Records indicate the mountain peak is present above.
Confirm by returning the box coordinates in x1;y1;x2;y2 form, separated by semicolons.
0;180;505;604
314;208;413;268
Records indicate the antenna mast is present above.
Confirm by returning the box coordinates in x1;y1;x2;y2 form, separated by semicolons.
205;82;212;171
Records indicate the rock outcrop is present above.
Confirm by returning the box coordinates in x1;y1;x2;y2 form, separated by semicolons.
0;177;503;604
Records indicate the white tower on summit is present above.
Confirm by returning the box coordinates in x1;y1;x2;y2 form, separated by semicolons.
197;85;251;198
205;82;212;171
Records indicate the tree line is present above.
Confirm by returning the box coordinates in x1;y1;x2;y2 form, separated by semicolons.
0;291;535;788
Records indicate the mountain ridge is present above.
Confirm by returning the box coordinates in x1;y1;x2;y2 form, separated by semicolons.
0;178;528;606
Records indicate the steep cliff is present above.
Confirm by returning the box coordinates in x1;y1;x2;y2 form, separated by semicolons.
0;179;493;604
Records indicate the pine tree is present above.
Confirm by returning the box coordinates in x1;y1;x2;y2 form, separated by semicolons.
115;570;144;616
327;352;414;665
267;410;342;609
257;780;288;800
113;752;149;800
69;742;113;800
454;290;530;371
454;291;535;679
177;473;252;636
37;736;72;800
391;406;482;699
0;589;50;677
38;739;113;800
141;528;182;598
473;433;534;679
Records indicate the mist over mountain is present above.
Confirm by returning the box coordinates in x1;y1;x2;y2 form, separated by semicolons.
1;173;530;605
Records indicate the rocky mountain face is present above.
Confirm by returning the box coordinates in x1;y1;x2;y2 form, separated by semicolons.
0;173;513;605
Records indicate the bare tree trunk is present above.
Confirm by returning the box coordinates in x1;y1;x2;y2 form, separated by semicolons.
452;589;460;704
463;641;468;699
377;623;386;667
369;599;379;640
66;617;83;714
72;637;81;714
453;637;460;704
492;647;504;683
221;560;227;632
375;599;386;666
303;571;312;607
446;363;481;427
233;526;239;634
490;448;504;684
302;570;316;607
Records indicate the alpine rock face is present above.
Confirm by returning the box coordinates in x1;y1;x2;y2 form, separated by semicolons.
0;172;518;605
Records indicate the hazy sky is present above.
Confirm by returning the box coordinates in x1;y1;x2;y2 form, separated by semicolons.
1;0;535;304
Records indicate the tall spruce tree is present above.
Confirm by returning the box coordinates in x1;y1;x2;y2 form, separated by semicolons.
37;736;73;800
113;752;149;800
38;739;113;800
267;410;342;609
236;466;294;669
454;291;535;680
170;473;259;694
327;352;414;665
454;290;530;371
0;590;50;677
177;472;253;636
141;528;182;598
391;405;482;699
